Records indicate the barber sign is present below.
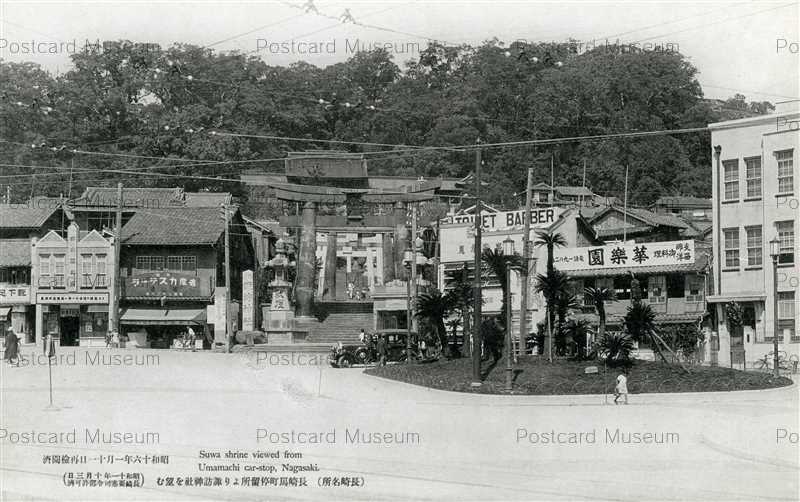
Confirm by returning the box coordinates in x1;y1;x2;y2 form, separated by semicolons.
443;207;560;231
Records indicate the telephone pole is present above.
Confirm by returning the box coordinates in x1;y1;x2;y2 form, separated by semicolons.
223;203;232;352
519;167;533;362
109;183;123;335
471;142;482;386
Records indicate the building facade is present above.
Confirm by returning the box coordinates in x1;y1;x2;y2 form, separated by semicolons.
708;100;799;367
31;222;114;346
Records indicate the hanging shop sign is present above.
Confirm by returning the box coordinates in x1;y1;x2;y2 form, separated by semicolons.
124;272;203;298
36;292;109;304
443;207;560;231
553;240;695;272
0;286;30;304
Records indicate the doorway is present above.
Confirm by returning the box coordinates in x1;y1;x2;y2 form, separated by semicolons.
60;316;80;346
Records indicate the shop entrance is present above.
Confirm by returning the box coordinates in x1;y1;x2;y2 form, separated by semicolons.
60;315;80;346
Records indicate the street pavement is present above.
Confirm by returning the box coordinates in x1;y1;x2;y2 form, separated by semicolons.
1;347;798;501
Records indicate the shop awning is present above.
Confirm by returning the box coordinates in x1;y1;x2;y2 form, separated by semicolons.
120;308;206;326
0;307;11;318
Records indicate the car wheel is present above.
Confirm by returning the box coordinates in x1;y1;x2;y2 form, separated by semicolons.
355;349;369;364
338;355;352;368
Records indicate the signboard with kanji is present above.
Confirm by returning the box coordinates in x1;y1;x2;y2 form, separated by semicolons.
0;286;31;304
124;272;203;298
553;240;695;272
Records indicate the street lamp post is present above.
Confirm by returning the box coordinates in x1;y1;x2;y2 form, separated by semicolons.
502;237;515;392
769;236;781;378
403;247;413;364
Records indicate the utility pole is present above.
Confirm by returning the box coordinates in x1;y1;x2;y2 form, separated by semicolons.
471;142;483;385
410;203;418;332
223;203;232;353
109;183;123;336
623;164;629;242
519;167;533;362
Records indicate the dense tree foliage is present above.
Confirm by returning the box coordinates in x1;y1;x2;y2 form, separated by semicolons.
0;39;772;204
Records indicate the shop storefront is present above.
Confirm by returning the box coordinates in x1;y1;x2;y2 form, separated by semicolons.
0;285;34;343
36;293;110;347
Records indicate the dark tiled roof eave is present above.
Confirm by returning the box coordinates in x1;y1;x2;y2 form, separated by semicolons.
121;208;227;245
0;239;32;266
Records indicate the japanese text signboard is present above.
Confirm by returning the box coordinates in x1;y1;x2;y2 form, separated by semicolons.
553;240;695;272
124;272;203;298
0;286;30;304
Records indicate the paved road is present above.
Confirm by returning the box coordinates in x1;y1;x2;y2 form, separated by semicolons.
1;348;798;501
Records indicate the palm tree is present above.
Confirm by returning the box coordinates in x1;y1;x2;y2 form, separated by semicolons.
414;289;451;357
534;229;567;275
584;286;617;342
444;263;474;356
560;318;592;358
481;247;522;331
534;269;570;359
534;230;568;360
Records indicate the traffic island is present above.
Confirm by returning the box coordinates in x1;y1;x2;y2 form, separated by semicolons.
364;357;794;394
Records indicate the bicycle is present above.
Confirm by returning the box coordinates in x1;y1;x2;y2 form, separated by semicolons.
753;351;794;372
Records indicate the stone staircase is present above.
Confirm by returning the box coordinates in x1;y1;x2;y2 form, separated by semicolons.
300;302;374;345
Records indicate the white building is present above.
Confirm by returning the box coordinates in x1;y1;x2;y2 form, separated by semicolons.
707;100;799;368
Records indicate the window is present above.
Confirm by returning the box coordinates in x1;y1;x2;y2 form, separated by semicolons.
86;212;114;232
648;275;666;304
613;276;631;300
666;274;685;298
723;228;740;268
81;254;94;287
53;254;65;288
136;256;151;271
181;256;196;272
167;256;182;271
136;256;166;271
96;254;107;287
686;275;704;302
776;221;795;265
745;157;761;198
745;226;762;267
151;256;164;271
777;292;796;342
776;150;794;194
723;160;739;200
40;254;51;276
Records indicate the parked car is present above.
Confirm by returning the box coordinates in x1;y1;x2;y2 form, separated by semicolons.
329;330;418;368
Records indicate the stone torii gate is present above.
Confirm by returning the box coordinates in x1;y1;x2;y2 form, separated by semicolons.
269;182;435;318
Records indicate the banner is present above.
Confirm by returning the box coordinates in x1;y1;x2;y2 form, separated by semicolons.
443;207;560;231
553;240;695;272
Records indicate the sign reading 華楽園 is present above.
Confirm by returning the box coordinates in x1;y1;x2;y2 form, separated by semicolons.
553;240;695;272
443;207;560;231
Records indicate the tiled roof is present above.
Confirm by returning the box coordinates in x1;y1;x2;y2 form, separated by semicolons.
653;196;712;208
0;205;58;229
555;186;595;197
121;208;226;245
0;239;32;266
184;192;232;207
75;187;184;208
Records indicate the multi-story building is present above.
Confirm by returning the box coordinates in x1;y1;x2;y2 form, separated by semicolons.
31;221;115;346
0;204;64;342
708;100;799;367
118;206;254;349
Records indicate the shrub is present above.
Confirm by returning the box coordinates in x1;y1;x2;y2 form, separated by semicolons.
598;332;634;368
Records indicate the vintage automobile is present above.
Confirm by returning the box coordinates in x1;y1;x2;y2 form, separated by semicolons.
329;330;418;368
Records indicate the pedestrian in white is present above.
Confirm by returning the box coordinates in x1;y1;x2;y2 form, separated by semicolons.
614;373;629;405
359;329;366;344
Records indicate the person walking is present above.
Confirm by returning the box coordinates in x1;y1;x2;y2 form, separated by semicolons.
187;327;197;352
377;334;387;366
614;372;629;405
4;326;20;366
359;328;367;344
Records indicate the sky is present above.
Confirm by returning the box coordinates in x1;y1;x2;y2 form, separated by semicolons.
0;0;798;103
